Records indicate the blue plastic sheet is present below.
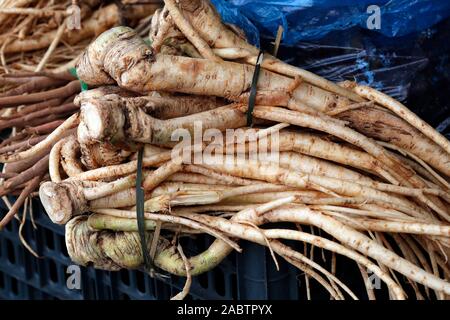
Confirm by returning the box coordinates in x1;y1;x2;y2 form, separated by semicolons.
212;0;450;103
213;0;450;45
211;0;261;46
278;39;429;102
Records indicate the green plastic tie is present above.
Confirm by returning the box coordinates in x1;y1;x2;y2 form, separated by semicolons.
69;67;89;91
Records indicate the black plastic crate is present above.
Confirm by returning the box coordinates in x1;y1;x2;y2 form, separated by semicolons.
0;200;303;300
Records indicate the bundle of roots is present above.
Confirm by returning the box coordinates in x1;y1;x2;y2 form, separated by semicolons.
0;71;81;230
2;0;450;300
0;0;162;74
0;0;163;230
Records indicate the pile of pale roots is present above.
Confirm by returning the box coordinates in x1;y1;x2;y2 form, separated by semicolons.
0;0;161;74
2;0;450;300
0;71;81;240
0;0;162;236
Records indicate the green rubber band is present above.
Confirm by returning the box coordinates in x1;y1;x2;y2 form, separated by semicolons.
69;67;89;91
136;148;157;276
247;51;264;127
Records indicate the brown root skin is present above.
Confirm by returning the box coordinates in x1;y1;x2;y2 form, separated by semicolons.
74;86;137;106
77;26;351;113
200;155;429;218
0;103;78;131
176;0;363;102
235;90;291;108
78;117;132;170
4;148;51;174
0;80;80;108
77;96;133;168
78;141;132;170
0;77;67;98
142;103;247;145
277;131;394;181
89;187;138;209
26;112;76;130
338;106;450;178
67;151;172;181
0;135;47;155
243;105;420;187
39;181;87;224
150;7;180;53
141;95;224;120
60;136;84;176
177;0;256;53
278;151;372;182
0;120;64;149
76;28;126;86
78;26;254;95
79;96;126;143
2;154;49;192
77;89;223;121
80;94;246;145
3;4;159;55
41;172;170;223
0;176;41;229
336;107;450;217
0;172;18;179
12;98;64;118
0;113;79;163
164;0;222;61
1;71;76;82
352;84;450;156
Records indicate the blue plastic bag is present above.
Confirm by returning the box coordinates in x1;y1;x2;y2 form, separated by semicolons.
212;0;450;103
213;0;450;45
277;38;429;102
211;0;261;46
